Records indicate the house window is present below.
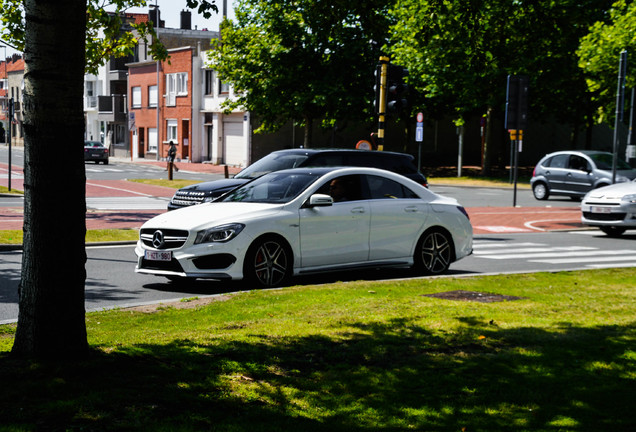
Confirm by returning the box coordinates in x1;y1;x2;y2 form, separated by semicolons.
148;127;158;153
167;119;178;142
219;79;230;94
205;70;214;95
131;86;142;108
148;85;158;107
177;72;188;95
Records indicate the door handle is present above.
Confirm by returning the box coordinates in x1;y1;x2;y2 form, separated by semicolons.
404;206;419;212
351;207;365;213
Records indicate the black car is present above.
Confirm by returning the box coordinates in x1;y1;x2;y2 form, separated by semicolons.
168;148;428;210
84;140;109;164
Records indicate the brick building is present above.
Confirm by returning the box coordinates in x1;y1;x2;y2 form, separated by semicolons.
125;9;217;162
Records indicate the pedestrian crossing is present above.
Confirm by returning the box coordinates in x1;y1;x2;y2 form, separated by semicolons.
472;239;636;269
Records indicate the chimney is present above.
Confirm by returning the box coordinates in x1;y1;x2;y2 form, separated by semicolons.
180;10;192;30
149;6;161;28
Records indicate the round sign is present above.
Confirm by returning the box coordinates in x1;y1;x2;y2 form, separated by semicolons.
417;112;424;123
356;140;372;150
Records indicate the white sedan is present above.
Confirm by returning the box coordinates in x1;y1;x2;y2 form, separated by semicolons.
135;167;473;287
581;179;636;236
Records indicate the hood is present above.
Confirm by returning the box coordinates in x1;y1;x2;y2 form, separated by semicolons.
142;202;282;231
585;181;636;199
180;178;249;193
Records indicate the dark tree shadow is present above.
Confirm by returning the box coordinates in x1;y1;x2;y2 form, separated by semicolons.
1;318;634;431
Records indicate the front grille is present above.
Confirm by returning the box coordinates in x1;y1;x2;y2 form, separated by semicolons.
140;228;189;249
583;212;626;222
140;257;185;272
170;190;207;207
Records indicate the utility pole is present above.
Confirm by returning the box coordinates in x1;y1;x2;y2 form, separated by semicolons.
612;50;627;183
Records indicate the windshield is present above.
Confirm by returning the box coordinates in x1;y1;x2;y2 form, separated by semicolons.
221;171;322;203
590;153;631;170
235;153;309;179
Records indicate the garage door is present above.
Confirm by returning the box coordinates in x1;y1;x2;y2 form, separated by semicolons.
223;121;245;166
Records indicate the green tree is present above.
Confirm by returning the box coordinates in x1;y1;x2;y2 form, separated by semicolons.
207;0;393;147
578;0;636;125
388;0;613;173
0;0;215;358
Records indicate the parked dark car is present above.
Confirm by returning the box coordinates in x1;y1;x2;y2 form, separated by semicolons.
168;148;428;210
84;140;109;164
530;150;636;200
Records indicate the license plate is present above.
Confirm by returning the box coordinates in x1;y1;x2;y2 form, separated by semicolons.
590;206;612;214
92;154;101;157
145;250;172;261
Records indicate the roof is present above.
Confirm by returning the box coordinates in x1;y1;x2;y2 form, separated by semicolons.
1;58;25;74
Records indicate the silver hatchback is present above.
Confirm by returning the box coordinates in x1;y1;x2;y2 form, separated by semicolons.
530;150;636;200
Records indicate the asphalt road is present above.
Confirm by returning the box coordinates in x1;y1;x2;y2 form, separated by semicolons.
2;230;635;324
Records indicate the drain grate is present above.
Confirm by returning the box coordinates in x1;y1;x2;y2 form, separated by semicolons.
423;290;525;303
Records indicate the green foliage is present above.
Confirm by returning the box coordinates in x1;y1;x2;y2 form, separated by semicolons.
0;0;171;73
0;269;635;429
207;0;393;142
388;0;613;128
578;0;636;125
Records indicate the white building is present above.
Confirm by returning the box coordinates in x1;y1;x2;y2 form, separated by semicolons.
197;50;251;167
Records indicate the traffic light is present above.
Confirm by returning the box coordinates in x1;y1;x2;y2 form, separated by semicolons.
374;63;383;115
386;64;408;114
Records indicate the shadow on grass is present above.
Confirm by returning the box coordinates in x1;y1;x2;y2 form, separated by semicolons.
0;319;634;431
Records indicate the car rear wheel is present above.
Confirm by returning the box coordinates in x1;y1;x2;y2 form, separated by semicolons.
532;182;549;200
600;226;626;237
413;229;453;275
244;236;292;288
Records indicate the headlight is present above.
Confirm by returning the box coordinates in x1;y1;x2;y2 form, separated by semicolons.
617;175;629;183
621;194;636;204
194;223;245;244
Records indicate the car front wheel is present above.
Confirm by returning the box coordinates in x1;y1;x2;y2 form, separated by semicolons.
244;236;292;288
533;182;549;200
600;226;626;237
414;229;453;275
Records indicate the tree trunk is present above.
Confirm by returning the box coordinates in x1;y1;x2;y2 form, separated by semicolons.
12;0;89;357
303;116;313;148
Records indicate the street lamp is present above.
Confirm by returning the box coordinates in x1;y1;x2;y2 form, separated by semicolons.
153;1;161;161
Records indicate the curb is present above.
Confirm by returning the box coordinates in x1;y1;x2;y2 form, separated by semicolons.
0;240;138;252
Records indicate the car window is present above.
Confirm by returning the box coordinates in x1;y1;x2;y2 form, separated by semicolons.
545;154;568;168
316;174;365;202
306;154;346;167
235;153;309;179
568;155;589;171
344;153;416;174
221;171;321;203
365;175;418;199
589;153;632;170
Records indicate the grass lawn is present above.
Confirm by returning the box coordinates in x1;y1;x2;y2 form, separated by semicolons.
0;185;23;195
0;229;139;245
0;269;634;431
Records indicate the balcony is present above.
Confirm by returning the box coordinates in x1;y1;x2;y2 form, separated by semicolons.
98;94;127;123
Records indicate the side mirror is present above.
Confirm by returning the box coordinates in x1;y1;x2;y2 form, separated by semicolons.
306;194;333;207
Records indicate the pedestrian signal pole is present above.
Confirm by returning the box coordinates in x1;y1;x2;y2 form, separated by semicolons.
505;75;529;207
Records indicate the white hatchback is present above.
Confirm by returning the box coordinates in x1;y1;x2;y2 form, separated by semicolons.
135;167;473;287
581;179;636;236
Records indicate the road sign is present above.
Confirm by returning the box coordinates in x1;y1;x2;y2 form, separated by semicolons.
415;125;424;142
